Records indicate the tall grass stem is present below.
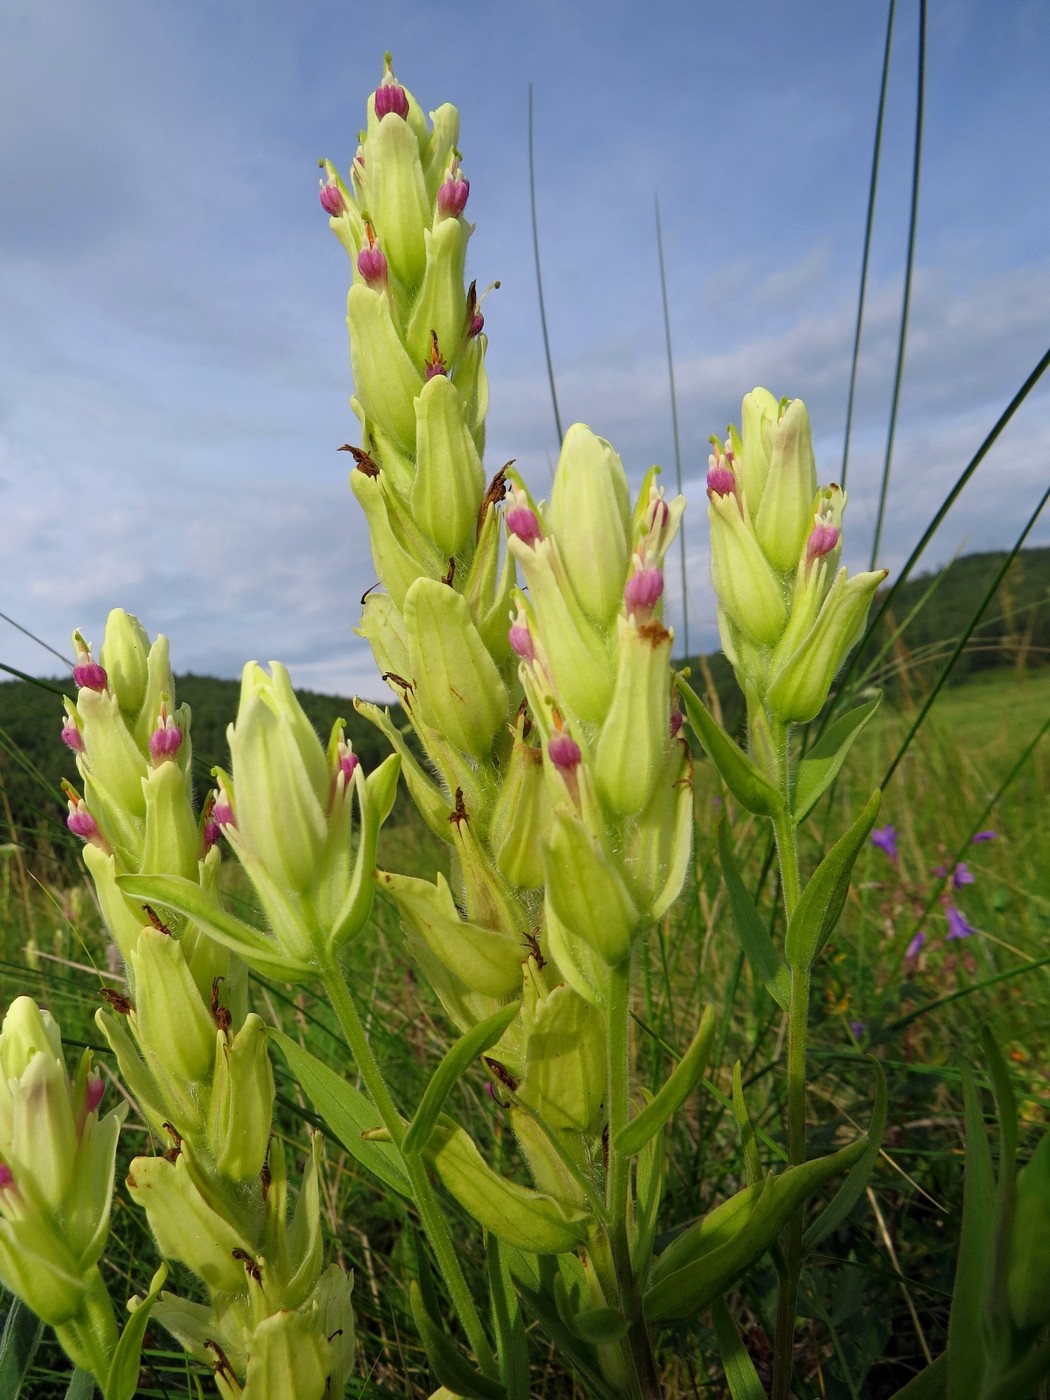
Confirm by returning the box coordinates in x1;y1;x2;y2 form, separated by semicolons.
841;0;897;491
867;0;926;571
528;83;563;447
654;195;690;663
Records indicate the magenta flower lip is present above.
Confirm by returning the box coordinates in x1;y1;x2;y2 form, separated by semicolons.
357;244;388;285
149;723;183;763
548;733;581;772
73;660;107;692
319;182;345;217
67;808;100;841
706;463;736;497
374;80;409;121
624;565;664;616
61;722;85;753
438;174;470;218
506;505;542;547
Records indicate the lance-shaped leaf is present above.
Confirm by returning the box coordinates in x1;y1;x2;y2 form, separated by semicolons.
711;1296;768;1400
803;1059;887;1253
678;680;783;817
792;695;881;824
717;818;790;1009
268;1028;410;1197
784;789;881;972
947;1066;994;1400
614;1006;715;1157
117;873;313;981
104;1262;168;1400
644;1138;866;1322
403;1004;518;1156
409;1280;506;1400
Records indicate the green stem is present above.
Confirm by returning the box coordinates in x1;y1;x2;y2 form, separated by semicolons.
320;957;497;1379
53;1269;117;1386
770;764;808;1400
604;961;660;1400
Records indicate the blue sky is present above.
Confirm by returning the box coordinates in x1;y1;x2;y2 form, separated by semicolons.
2;0;1048;698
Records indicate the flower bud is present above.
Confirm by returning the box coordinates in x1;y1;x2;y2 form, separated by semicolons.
207;1014;274;1180
403;577;508;759
766;567;887;723
490;720;552;889
734;387;780;507
753;398;819;572
593;616;674;816
547;423;632;626
544;808;640;967
624;557;664;621
409;373;484;559
319;180;344;217
708;488;787;647
226;661;329;897
374;63;409;121
517;969;607;1134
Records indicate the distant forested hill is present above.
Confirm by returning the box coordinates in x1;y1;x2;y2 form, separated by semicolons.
2;548;1047;876
0;672;403;879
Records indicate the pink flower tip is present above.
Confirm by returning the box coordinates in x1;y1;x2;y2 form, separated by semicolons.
624;565;664;616
86;1076;105;1114
61;722;85;753
67;808;100;842
149;720;183;764
506;505;542;548
548;734;581;773
706;463;736;497
669;709;684;738
319;182;345;217
374;80;409;121
806;520;840;565
73;661;108;692
0;1163;13;1190
357;245;388;286
508;608;535;662
339;749;360;782
469;310;485;338
438;175;470;218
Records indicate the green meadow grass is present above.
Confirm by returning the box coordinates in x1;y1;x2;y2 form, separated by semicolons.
0;665;1045;1397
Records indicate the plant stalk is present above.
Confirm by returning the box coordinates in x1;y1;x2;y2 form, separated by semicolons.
605;960;661;1400
320;957;497;1378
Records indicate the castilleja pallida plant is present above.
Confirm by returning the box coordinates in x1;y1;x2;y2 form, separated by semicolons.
27;49;1044;1400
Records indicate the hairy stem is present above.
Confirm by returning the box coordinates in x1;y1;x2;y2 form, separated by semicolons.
320;957;497;1378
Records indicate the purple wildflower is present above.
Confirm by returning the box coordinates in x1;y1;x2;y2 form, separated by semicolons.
971;830;997;843
871;825;898;860
952;862;975;889
906;930;925;960
849;1019;865;1040
945;905;977;940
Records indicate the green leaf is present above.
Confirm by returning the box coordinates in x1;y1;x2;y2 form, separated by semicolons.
117;873;311;981
403;1004;518;1157
712;1295;768;1400
731;1062;762;1189
803;1059;887;1253
679;680;783;817
887;1352;948;1399
486;1240;530;1400
409;1281;506;1400
64;1369;97;1400
784;789;881;971
268;1028;411;1197
947;1067;994;1400
792;695;882;823
645;1138;866;1323
717;819;790;1009
0;1293;44;1399
571;1307;629;1345
614;1006;715;1158
104;1263;167;1400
